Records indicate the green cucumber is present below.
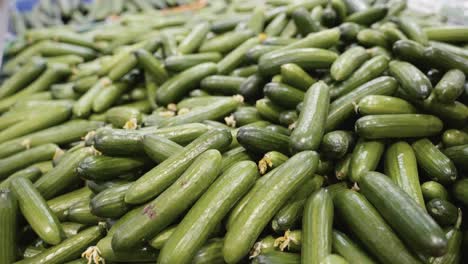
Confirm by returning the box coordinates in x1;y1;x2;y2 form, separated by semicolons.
301;189;333;264
0;59;47;99
220;147;251;171
392;39;426;66
320;130;354;160
159;161;258;264
0;167;42;189
339;22;362;42
421;181;450;202
424;26;468;43
77;155;148;181
321;255;349;264
0;190;17;264
434;69;465;103
240;73;266;100
11;177;64;245
385;141;425;208
442;129;468;147
334;189;421;264
231;65;259;77
393;17;428;45
200;75;244;95
330;55;389;99
107;53;138;82
247;45;282;63
443;144;468;171
256;98;284;123
332;230;376;264
326;76;398;132
67;199;102;225
224;151;319;263
280;63;316;91
142;135;183;163
193;238;225;264
237;126;290;155
426;199;458;227
452;179;468;206
349;139;384;183
199;30;254;54
292;7;320;36
252;251;300;264
290;81;330;152
248;6;266;34
105;106;142;128
156;62;218;105
258;151;288;174
359;171;448;257
218;37;261;75
92;81;131;113
264;82;305;109
265;13;288;37
423;46;468;75
355;114;443;139
330;46;370;81
233;106;263;126
357;29;389;48
165;53;222;72
15;225;105;264
279;110;298;126
112;149;222;250
47;187;93;221
96;236;159;263
389;60;432;99
178;22;210;54
259;48;338;76
335;154;352;180
90;183;131;218
429;211;462;264
149;225;177;249
412;139;458;184
357;95;417;115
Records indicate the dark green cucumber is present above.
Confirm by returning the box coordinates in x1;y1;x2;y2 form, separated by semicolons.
200;75;244;95
256;98;284;123
379;23;408;44
442;129;468;147
47;187;93;221
237;126;290;155
412;139;457;184
247;45;282;63
258;48;338;76
142;135;183;163
385;141;425;208
349;139;384;182
452;179;468;206
443;144;468;171
96;235;159;263
392;39;427;67
290;81;330;152
224;151;319;263
77;155;148;181
280;63;315;91
330;46;370;81
356;29;389;48
264;82;305;109
426;199;458;227
434;69;465;103
15;225;105;264
90;183;131;218
429;211;462;264
331;55;389;99
192;238;225;264
292;7;320;36
279;110;298;126
339;22;362;42
107;52;138;82
165;53;222;72
68;198;103;225
334;189;421;264
301;189;333;264
0;190;17;264
359;171;448;257
345;6;387;25
429;41;468;60
389;60;432;99
112;150;222;250
332;230;376;264
355;114;443;139
358;95;417;115
159;161;258;264
320;130;354;160
11;177;64;245
423;46;468;75
252;251;300;264
233;106;262;127
156;62;218;105
258;151;288;174
421;181;450;202
240;73;266;101
335;154;352;181
231;65;259;77
393;17;428;45
142;123;209;145
34;145;90;194
326;76;398;132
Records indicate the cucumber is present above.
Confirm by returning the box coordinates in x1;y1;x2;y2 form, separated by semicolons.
426;199;458;227
321;255;349;264
15;225;105;264
11;177;64;245
240;73;266;101
259;48;338;76
200;75;244;95
442;129;468;147
393;17;428;45
320;130;354;160
355;114;443;139
0;143;58;180
218;37;261;74
279;110;298;126
233;106;263;127
47;187;93;221
248;6;266;34
0;167;42;189
247;45;282;63
291;7;320;36
452;179;468;206
178;22;210;54
149;225;177;249
357;95;418;115
265;13;288;36
388;60;432;99
193;238;225;264
112;150;222;250
224;151;319;263
334;189;422;264
301;189;333;264
359;171;448;257
159;161;258;264
425;26;468;43
392;39;427;66
108;53;138;82
280;63;316;91
385;141;425;208
90;183;131;218
429;41;468;60
330;46;370;81
256;98;284;123
434;69;465;103
165;53;222;72
68;199;102;225
339;22;362;42
423;46;468;75
77;155;148;181
105;106;142;128
231;65;259;77
142;135;183;163
345;6;387;25
0;59;47;99
252;251;300;264
421;181;450;202
135;48;168;85
334;154;352;180
264;82;305;109
349;139;384;182
237;126;290;155
332;230;376;264
199;30;254;54
96;235;159;263
61;222;85;238
380;23;408;44
0;190;17;264
290;81;329;152
428;211;462;264
220;147;251;172
258;151;288;174
325;76;398;132
357;29;389;48
412;139;457;184
156;62;218;105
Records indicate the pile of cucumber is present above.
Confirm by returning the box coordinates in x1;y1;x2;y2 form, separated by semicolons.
1;0;468;263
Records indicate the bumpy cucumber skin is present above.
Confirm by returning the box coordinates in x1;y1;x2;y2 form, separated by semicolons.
389;60;432;100
0;190;17;264
330;46;369;81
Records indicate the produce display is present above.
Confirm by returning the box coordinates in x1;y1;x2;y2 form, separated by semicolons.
1;0;468;263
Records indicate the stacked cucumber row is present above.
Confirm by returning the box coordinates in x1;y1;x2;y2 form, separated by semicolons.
9;0;197;35
1;0;468;263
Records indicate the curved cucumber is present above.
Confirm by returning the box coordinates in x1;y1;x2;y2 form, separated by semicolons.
434;69;465;103
330;46;370;81
357;95;417;115
388;60;432;100
280;63;316;91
